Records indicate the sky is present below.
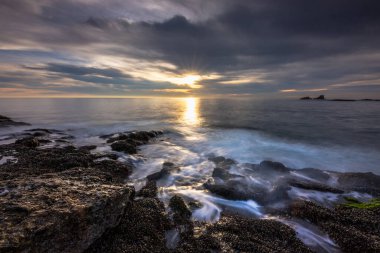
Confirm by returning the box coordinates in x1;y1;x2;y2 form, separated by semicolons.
1;0;380;98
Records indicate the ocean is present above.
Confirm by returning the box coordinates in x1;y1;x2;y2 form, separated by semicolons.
1;97;380;252
1;97;379;173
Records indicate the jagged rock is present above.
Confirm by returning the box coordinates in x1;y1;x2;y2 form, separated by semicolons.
0;171;134;253
290;200;380;252
169;195;192;226
147;162;179;181
288;180;344;193
110;141;137;154
337;172;380;196
108;131;162;154
15;137;39;148
86;185;170;253
137;180;158;198
176;214;312;253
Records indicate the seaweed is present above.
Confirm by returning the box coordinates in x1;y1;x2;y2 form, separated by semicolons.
343;197;380;209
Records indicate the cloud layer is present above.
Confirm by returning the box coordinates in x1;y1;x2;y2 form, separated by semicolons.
1;0;380;97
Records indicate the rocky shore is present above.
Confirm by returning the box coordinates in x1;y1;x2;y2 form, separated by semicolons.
1;114;380;253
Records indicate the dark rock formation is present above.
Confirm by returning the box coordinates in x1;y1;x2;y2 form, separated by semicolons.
290;200;380;252
169;195;192;226
0;115;30;127
300;96;312;100
0;130;164;252
147;162;179;181
107;131;162;154
0;167;134;253
337;172;380;196
176;214;313;253
110;141;137;154
314;95;325;100
15;137;40;148
86;181;171;253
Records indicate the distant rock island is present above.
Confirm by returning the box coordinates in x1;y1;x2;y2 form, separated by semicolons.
300;95;380;101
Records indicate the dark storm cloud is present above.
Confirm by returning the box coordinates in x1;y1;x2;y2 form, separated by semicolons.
1;0;380;97
34;63;129;78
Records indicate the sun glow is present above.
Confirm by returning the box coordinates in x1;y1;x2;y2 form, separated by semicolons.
169;74;202;88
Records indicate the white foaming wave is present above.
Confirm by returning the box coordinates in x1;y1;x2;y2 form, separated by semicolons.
288;187;374;206
276;218;341;253
175;189;262;222
288;187;340;204
168;127;380;173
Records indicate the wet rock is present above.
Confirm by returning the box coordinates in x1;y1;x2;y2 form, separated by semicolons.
92;160;132;183
209;156;236;170
337;172;380;196
295;167;331;182
176;214;312;253
169;195;192;226
204;181;252;200
290;200;380;253
288;180;344;193
79;145;97;151
86;190;170;253
0;172;134;253
107;131;162;154
147;162;179;181
110;141;137;154
15;137;40;148
137;180;158;198
0;115;30;127
212;167;233;180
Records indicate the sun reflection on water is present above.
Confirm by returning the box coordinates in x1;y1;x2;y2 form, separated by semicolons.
182;97;200;126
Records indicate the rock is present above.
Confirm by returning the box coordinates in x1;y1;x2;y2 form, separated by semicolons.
147;162;179;181
290;200;380;253
314;95;325;100
169;195;192;226
0;115;30;127
204;181;252;200
0;171;134;253
212;167;234;180
300;96;312;100
288;180;344;193
108;131;163;154
337;172;380;196
137;180;158;198
295;167;331;182
176;214;312;253
15;137;40;148
110;141;137;154
86;187;170;253
79;145;97;151
247;160;290;178
92;160;132;183
209;156;236;170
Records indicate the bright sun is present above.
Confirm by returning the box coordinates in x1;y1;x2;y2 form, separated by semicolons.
169;74;202;88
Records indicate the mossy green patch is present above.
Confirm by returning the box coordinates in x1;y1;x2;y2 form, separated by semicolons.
343;197;380;209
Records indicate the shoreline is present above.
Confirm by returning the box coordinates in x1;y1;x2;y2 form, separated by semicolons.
1;115;380;252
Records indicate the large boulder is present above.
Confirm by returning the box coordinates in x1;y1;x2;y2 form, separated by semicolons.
0;170;134;253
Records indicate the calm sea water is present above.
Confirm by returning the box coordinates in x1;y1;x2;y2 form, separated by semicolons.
0;97;379;173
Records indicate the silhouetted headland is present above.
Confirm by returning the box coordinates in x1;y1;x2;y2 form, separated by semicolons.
300;95;380;101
